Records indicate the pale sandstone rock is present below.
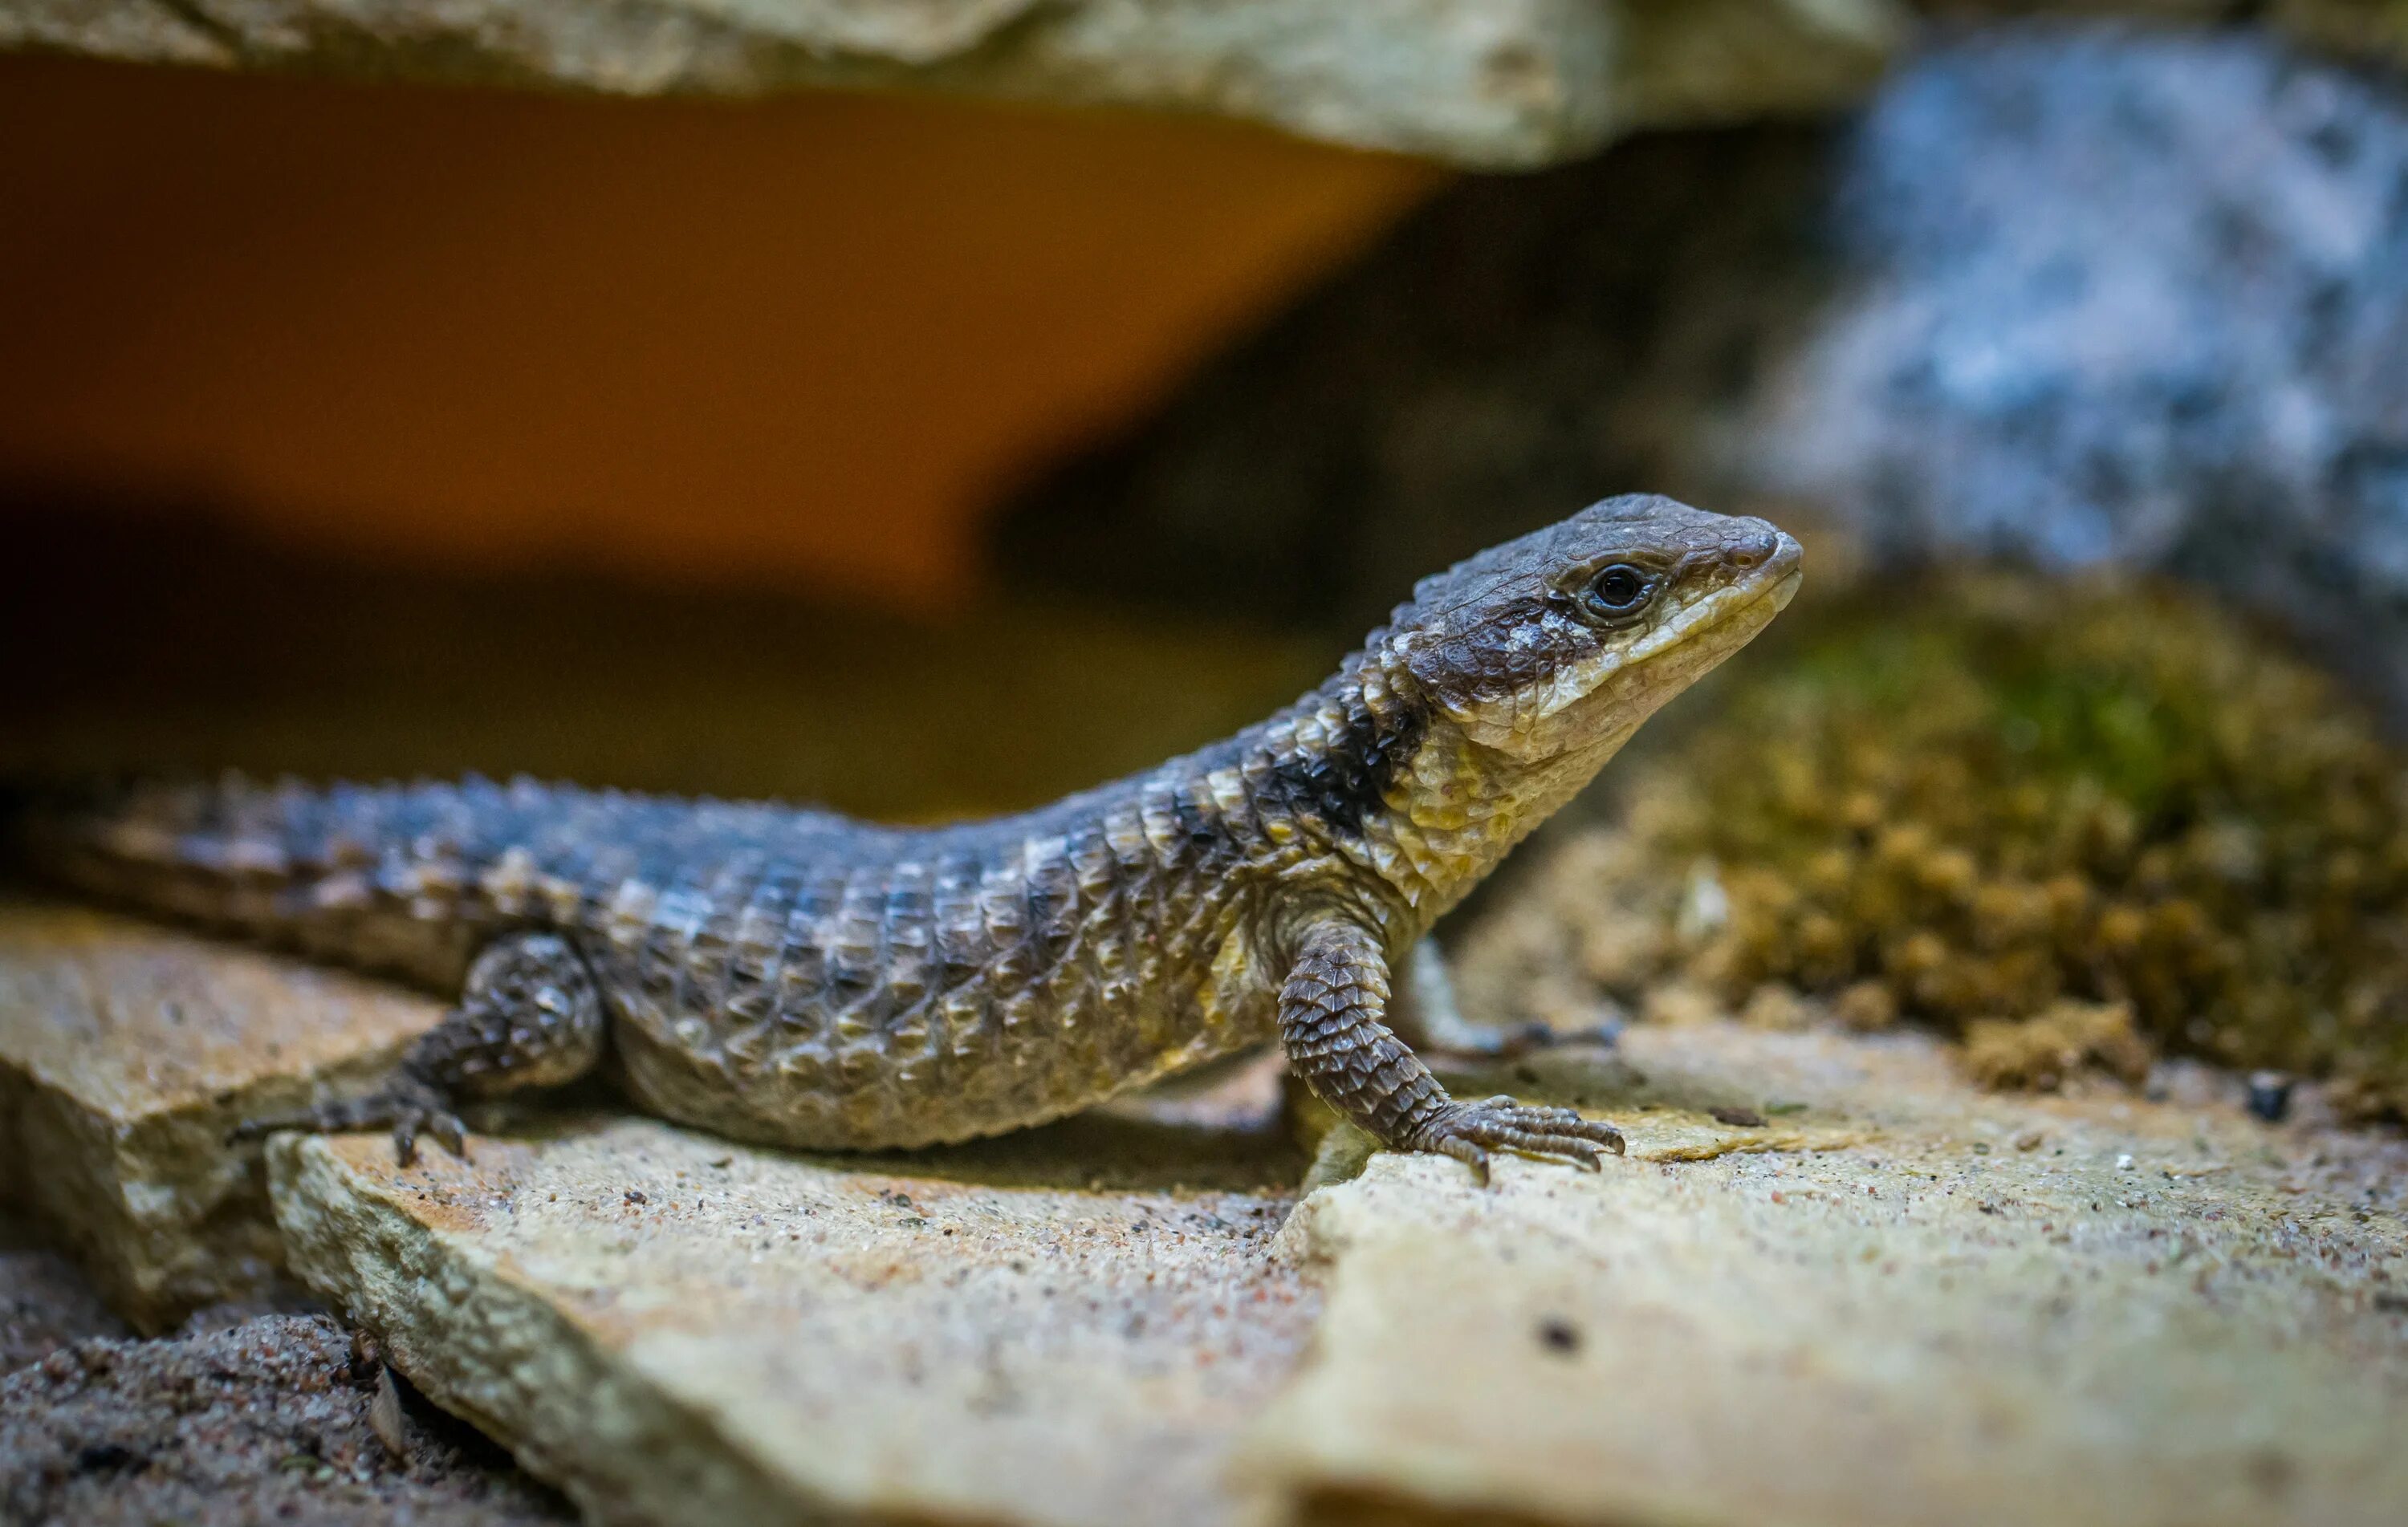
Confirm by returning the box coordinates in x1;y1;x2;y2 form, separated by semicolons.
0;0;1903;167
15;890;2407;1525
1251;1024;2408;1527
267;1111;1311;1527
11;4;2400;171
0;900;440;1330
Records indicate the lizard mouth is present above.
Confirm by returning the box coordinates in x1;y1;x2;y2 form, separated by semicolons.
1727;539;1804;620
1766;567;1804;612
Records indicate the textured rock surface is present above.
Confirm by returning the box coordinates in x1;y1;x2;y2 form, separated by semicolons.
998;26;2408;720
0;1310;569;1525
1256;1024;2408;1527
3;904;2402;1523
0;900;441;1330
267;1111;1311;1527
250;1017;2408;1527
0;0;1902;168
18;0;2408;168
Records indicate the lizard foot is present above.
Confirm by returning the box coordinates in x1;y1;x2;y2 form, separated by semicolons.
231;1070;468;1168
1411;1095;1625;1184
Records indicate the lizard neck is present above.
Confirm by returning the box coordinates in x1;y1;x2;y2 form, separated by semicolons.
1249;652;1429;843
1357;705;1629;929
1234;640;1629;941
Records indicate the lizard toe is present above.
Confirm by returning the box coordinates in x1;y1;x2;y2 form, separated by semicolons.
1417;1098;1625;1176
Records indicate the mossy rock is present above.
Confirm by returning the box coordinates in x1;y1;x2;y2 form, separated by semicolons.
1469;571;2408;1119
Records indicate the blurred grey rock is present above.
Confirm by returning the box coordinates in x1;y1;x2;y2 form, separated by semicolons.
999;26;2408;717
0;0;1902;168
1735;26;2408;707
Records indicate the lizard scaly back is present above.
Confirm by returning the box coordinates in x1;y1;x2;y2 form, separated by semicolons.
18;495;1801;1172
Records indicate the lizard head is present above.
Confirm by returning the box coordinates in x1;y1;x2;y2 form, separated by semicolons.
1380;494;1802;763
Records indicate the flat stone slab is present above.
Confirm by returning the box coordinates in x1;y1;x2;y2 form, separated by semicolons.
1254;1024;2408;1527
13;897;2406;1524
259;1041;1832;1527
268;1111;1312;1527
0;0;1902;168
0;900;441;1330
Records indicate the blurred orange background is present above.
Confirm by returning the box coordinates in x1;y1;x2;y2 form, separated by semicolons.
0;57;1442;606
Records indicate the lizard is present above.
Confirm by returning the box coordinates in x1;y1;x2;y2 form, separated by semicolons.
12;495;1800;1177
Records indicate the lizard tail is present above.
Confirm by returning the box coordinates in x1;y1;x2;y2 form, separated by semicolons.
6;772;512;989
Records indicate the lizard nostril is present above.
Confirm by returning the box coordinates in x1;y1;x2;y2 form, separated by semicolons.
1727;531;1776;570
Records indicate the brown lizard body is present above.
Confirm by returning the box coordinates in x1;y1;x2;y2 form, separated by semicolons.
17;495;1800;1173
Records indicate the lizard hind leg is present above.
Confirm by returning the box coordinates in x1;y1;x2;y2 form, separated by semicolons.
234;930;607;1166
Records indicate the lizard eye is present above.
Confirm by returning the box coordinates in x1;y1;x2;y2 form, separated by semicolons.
1578;563;1656;622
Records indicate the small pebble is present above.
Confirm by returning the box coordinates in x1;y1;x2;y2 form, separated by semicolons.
1710;1106;1767;1127
370;1366;410;1460
2246;1071;2294;1124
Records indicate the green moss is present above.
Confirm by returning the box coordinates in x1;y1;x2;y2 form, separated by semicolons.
1599;571;2408;1117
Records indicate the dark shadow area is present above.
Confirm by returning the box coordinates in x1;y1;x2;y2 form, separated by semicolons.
493;1086;1308;1197
992;122;1836;632
862;1107;1308;1196
0;486;1323;822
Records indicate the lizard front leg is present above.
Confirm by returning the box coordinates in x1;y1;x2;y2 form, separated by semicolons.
236;930;607;1165
1278;917;1625;1180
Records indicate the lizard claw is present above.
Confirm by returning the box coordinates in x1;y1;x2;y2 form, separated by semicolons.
230;1070;470;1168
389;1103;470;1168
1411;1096;1626;1183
